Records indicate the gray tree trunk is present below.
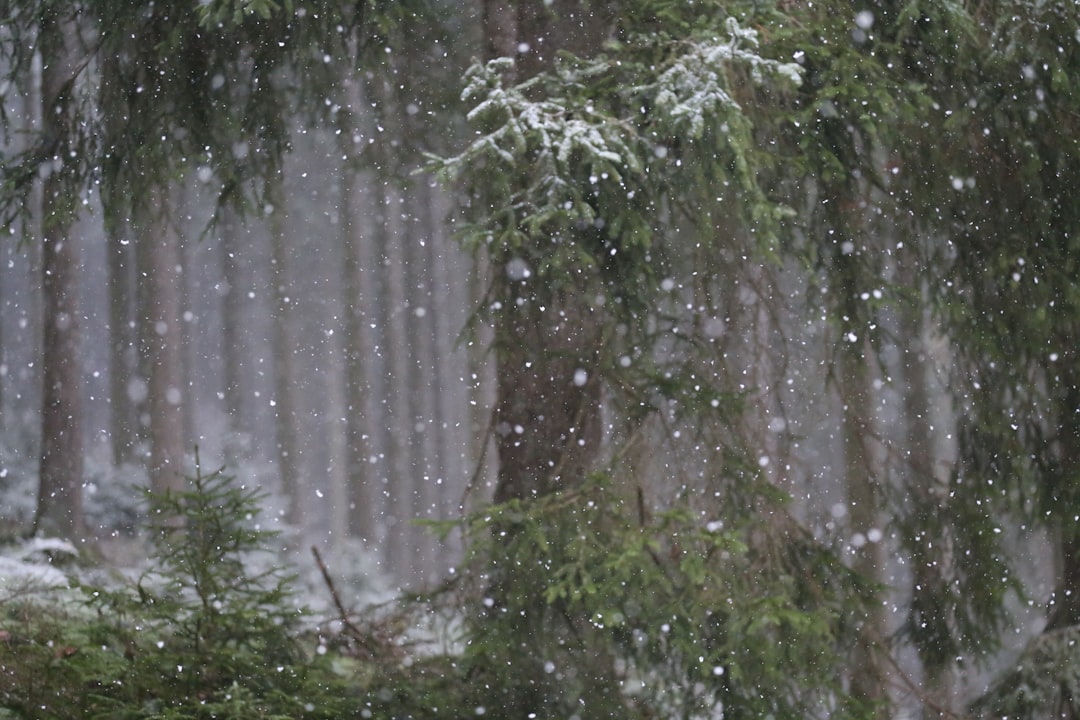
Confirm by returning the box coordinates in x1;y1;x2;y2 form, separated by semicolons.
34;6;85;540
267;175;303;526
341;178;379;544
137;191;185;493
336;109;380;547
218;208;251;464
106;213;139;466
378;183;416;582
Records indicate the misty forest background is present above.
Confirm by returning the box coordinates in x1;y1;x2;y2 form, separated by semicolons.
1;1;1079;719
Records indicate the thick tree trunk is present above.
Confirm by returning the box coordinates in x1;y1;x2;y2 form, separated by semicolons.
479;4;622;717
486;0;613;503
34;6;85;541
493;292;603;502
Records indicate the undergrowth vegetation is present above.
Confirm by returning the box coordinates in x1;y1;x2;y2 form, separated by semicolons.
1;462;877;719
0;462;468;720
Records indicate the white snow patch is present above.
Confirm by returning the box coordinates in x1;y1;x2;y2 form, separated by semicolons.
23;537;78;557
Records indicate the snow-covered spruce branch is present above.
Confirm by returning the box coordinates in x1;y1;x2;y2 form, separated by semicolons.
431;17;801;251
644;17;803;138
438;57;641;225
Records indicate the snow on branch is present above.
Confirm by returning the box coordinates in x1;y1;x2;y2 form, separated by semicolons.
647;18;803;138
434;57;641;248
430;16;800;257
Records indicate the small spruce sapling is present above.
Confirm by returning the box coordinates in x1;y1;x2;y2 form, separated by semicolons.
132;456;305;701
83;456;328;718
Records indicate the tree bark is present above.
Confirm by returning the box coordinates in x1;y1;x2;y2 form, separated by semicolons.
340;165;379;545
841;334;889;714
34;6;85;541
479;4;622;717
267;174;303;526
106;213;139;466
1046;373;1080;632
379;182;416;583
137;190;186;493
486;0;613;505
217;208;254;464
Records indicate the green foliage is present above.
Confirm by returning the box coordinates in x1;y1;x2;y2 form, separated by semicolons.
445;474;875;720
972;625;1080;719
106;462;312;714
0;0;446;234
431;2;1080;713
894;464;1019;674
196;0;286;27
0;464;356;719
431;12;802;321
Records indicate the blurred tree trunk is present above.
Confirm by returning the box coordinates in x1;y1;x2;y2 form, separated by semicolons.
267;174;302;525
821;161;892;718
218;208;250;463
1046;371;1080;632
136;190;185;493
33;6;85;540
336;102;380;548
0;233;5;430
424;183;470;572
106;212;139;466
834;237;890;715
840;333;888;715
897;267;960;711
324;236;350;545
341;177;379;544
378;182;416;582
405;180;443;583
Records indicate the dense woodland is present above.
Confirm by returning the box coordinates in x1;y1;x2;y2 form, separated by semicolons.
1;1;1079;718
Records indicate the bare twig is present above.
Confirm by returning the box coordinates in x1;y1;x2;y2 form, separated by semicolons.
310;545;364;640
